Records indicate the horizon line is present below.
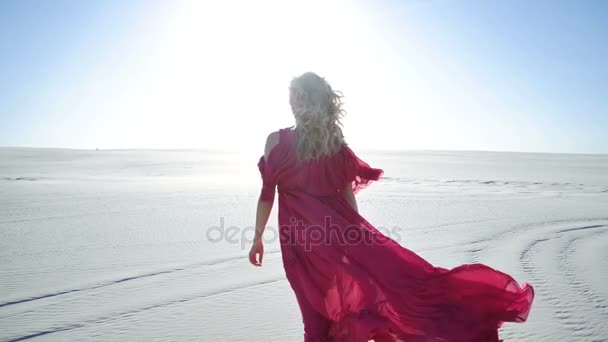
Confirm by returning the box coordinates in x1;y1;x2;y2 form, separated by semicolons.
1;145;606;157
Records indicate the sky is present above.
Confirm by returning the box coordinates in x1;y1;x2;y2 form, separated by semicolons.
0;0;606;154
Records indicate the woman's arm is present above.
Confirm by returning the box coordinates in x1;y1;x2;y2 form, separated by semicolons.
250;197;272;266
342;182;358;213
253;131;279;241
253;199;273;242
249;132;279;266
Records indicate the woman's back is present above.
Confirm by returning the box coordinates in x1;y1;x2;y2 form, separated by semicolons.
258;127;382;200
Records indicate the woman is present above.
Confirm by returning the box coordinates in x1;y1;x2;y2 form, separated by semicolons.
249;72;534;341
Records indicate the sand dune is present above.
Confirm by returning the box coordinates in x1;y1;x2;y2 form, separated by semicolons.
1;148;607;341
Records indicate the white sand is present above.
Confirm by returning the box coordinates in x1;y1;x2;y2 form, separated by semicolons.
1;147;607;341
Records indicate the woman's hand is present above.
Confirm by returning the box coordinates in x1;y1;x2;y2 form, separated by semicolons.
249;239;264;267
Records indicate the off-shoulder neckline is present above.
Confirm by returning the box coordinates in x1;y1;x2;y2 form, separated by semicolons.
262;126;350;163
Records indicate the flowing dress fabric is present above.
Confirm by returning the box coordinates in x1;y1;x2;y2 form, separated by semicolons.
258;128;534;342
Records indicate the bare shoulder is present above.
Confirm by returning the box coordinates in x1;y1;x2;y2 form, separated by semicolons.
263;131;280;160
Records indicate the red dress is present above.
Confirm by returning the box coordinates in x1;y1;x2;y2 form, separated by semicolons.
257;127;534;342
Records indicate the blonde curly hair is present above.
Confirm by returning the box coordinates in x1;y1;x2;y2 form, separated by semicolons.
289;72;346;161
